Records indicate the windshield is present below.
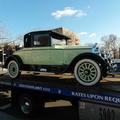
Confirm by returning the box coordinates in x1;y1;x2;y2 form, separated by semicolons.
51;37;66;46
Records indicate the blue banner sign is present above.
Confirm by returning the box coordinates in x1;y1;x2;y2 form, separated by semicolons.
0;81;120;105
16;83;120;105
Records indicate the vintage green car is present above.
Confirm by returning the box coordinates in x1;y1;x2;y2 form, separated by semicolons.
5;30;109;86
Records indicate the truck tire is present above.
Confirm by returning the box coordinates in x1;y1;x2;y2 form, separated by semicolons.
74;58;102;86
7;60;21;78
19;93;45;117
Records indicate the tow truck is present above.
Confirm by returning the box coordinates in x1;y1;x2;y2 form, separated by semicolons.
0;30;119;119
0;71;120;120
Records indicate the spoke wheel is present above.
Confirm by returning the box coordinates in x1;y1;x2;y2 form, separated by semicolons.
7;60;21;78
74;59;102;86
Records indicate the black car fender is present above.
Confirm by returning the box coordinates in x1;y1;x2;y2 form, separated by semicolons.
66;52;109;77
4;55;23;69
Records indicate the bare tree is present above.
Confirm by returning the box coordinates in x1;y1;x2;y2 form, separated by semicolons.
15;34;23;44
100;34;120;58
0;21;12;44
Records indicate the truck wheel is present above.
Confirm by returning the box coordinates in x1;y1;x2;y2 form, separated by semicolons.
19;93;44;117
7;60;21;78
74;59;102;86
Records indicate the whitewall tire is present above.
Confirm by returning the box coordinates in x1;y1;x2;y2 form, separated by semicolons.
7;60;21;78
74;59;102;86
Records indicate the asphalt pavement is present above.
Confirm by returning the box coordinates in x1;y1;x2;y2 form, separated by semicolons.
0;111;22;120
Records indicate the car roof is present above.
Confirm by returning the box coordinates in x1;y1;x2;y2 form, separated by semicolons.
25;30;70;40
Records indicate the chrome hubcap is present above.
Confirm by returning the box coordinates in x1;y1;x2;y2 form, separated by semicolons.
21;98;32;114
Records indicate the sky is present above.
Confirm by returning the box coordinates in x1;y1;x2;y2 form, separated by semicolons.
0;0;120;45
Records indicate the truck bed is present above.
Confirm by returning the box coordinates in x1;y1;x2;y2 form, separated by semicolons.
0;73;120;106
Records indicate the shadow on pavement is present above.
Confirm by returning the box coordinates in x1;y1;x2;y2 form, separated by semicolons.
2;105;79;120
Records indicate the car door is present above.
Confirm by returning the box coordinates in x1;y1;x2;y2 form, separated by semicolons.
32;47;50;65
31;33;50;65
50;45;64;65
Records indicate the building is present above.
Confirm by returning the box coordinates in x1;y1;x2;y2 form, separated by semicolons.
52;27;80;45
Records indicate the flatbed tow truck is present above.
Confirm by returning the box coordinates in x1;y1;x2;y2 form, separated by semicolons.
0;72;120;120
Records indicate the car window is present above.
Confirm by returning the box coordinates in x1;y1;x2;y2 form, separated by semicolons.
24;34;31;47
33;34;49;47
51;37;66;46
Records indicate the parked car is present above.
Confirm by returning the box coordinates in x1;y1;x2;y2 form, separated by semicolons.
4;30;109;86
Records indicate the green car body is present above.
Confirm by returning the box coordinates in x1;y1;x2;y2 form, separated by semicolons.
5;30;109;86
14;45;92;66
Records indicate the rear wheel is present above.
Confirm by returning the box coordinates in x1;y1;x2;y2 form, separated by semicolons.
74;59;102;86
19;93;45;117
7;60;21;78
